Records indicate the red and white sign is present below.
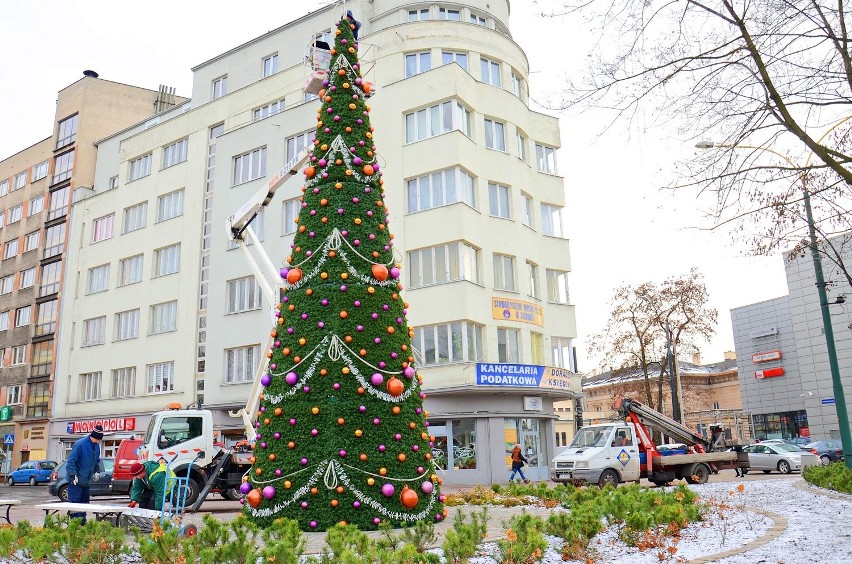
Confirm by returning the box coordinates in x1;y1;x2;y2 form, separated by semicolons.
67;418;136;434
755;367;785;379
752;350;782;363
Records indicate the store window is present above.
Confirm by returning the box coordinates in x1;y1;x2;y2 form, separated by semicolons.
452;419;476;469
504;417;545;467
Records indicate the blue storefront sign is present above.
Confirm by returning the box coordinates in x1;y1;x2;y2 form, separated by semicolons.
475;363;577;392
821;398;836;405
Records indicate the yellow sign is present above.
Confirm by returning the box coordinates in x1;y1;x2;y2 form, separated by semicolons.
491;297;544;326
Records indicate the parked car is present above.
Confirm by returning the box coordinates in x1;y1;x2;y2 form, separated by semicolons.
742;443;803;474
805;440;844;465
7;460;58;486
110;438;142;495
48;459;115;501
786;437;812;448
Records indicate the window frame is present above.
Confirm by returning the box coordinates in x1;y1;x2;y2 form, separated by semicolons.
480;57;502;87
412;321;484;366
233;147;267;185
405;51;432;77
82;316;106;346
484;118;506;151
156;190;184;223
487;182;511;219
127;153;152;182
153;244;181;277
408;241;480;288
86;264;110;295
536;143;558;174
161;138;188;169
118;254;144;286
224;344;261;384
149;300;178;335
405;100;471;143
92;214;115;243
497;327;521;363
493;253;516;291
406;167;476;213
114;309;140;341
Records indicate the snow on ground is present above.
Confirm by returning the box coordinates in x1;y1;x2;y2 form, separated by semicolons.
465;477;852;563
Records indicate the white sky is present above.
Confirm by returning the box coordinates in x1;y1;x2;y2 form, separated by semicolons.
0;0;790;370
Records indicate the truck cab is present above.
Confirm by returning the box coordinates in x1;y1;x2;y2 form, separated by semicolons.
550;422;641;486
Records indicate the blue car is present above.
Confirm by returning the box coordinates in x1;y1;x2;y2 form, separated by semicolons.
7;460;58;486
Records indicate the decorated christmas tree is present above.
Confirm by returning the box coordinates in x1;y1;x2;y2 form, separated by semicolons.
241;15;445;531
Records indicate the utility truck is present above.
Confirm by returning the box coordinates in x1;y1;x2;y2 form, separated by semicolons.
551;397;747;487
135;149;312;509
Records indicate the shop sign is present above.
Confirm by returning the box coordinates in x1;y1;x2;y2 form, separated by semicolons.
491;297;544;326
66;417;136;434
751;326;778;339
523;397;543;411
821;398;836;405
0;406;11;422
752;350;782;363
476;364;577;392
754;367;784;379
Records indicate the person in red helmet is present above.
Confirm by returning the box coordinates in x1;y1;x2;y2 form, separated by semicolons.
127;460;176;511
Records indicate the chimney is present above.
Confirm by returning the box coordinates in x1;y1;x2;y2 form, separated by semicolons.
724;350;736;361
692;352;702;365
83;70;99;78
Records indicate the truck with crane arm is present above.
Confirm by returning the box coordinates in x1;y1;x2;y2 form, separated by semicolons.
133;148;311;509
551;397;748;487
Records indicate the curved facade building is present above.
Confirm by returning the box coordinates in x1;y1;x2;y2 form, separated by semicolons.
51;0;578;484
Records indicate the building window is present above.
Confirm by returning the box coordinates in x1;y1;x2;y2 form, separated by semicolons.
0;214;4;229
35;299;57;336
254;99;285;120
128;154;152;182
497;328;520;362
8;205;22;224
405;51;432;77
28;196;44;216
119;254;144;286
441;51;469;71
156;190;184;222
153;244;181;277
551;337;573;370
48;186;69;220
304;92;319;103
112;367;136;398
20;267;35;289
162;138;188;169
493;254;516;291
43;223;65;259
439;7;461;20
484;118;506;151
40;261;62;296
53;150;75;184
471;13;487;25
56;114;78;149
3;240;18;260
6;385;21;405
32;161;48;181
212;75;228;99
408;241;479;288
150;301;178;334
531;332;545;365
712;401;721;410
286;130;314;161
406;167;475;213
109;176;119;190
114;309;140;341
26;381;49;418
92;214;114;243
0;311;8;331
408;8;430;20
541;204;565;237
488;183;511;219
11;345;27;365
227;276;262;314
13;172;26;191
225;344;260;383
527;261;540;299
79;372;102;401
0;181;7;196
405;100;471;142
262;54;279;77
147;361;175;393
511;71;522;97
282;199;300;235
233;147;267;185
546;270;570;304
536;144;558;174
480;57;502;87
522;193;533;228
24;231;40;252
123;201;148;234
413;321;484;365
0;276;12;295
517;132;528;161
82;316;106;346
85;264;109;295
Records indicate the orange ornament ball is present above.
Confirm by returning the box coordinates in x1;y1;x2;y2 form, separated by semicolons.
305;166;316;179
386;377;404;397
400;486;419;509
363;164;375;176
363;82;373;94
286;268;303;284
246;489;262;508
372;264;389;281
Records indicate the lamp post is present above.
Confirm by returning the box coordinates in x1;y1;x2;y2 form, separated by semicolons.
697;135;852;470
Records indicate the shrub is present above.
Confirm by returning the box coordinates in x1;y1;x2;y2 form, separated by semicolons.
494;512;548;564
442;507;489;563
804;462;852;494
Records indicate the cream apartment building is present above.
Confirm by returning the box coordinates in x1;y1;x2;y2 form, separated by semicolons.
51;0;579;484
0;75;175;468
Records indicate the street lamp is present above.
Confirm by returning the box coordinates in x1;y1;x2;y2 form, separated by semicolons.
697;134;852;470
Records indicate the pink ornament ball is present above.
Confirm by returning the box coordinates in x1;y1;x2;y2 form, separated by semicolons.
286;372;299;385
260;374;271;387
310;520;318;528
421;481;434;494
353;501;361;508
370;373;384;386
262;486;276;500
390;267;401;279
373;517;381;525
301;501;308;509
381;483;395;497
403;366;415;379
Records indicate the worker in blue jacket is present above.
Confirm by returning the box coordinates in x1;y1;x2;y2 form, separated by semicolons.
65;425;103;522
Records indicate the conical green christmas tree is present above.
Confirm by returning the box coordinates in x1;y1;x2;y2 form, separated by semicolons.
242;16;444;531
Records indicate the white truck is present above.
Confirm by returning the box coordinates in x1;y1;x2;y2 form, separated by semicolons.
551;397;746;487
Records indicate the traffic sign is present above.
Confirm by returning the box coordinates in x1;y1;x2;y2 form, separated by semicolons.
3;434;14;445
821;398;836;405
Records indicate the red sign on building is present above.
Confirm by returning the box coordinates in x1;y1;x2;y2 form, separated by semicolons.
66;418;136;434
755;367;785;379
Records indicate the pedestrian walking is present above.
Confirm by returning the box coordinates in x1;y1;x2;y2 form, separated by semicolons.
65;424;103;522
509;443;530;484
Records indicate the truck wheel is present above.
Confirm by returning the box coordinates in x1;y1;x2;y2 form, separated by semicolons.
598;469;619;488
221;487;240;501
685;463;710;484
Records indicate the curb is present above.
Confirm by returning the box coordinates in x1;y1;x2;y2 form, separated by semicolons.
685;508;787;564
794;477;852;501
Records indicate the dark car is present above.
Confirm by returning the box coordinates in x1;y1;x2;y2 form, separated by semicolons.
48;459;115;501
7;460;58;486
806;440;844;465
